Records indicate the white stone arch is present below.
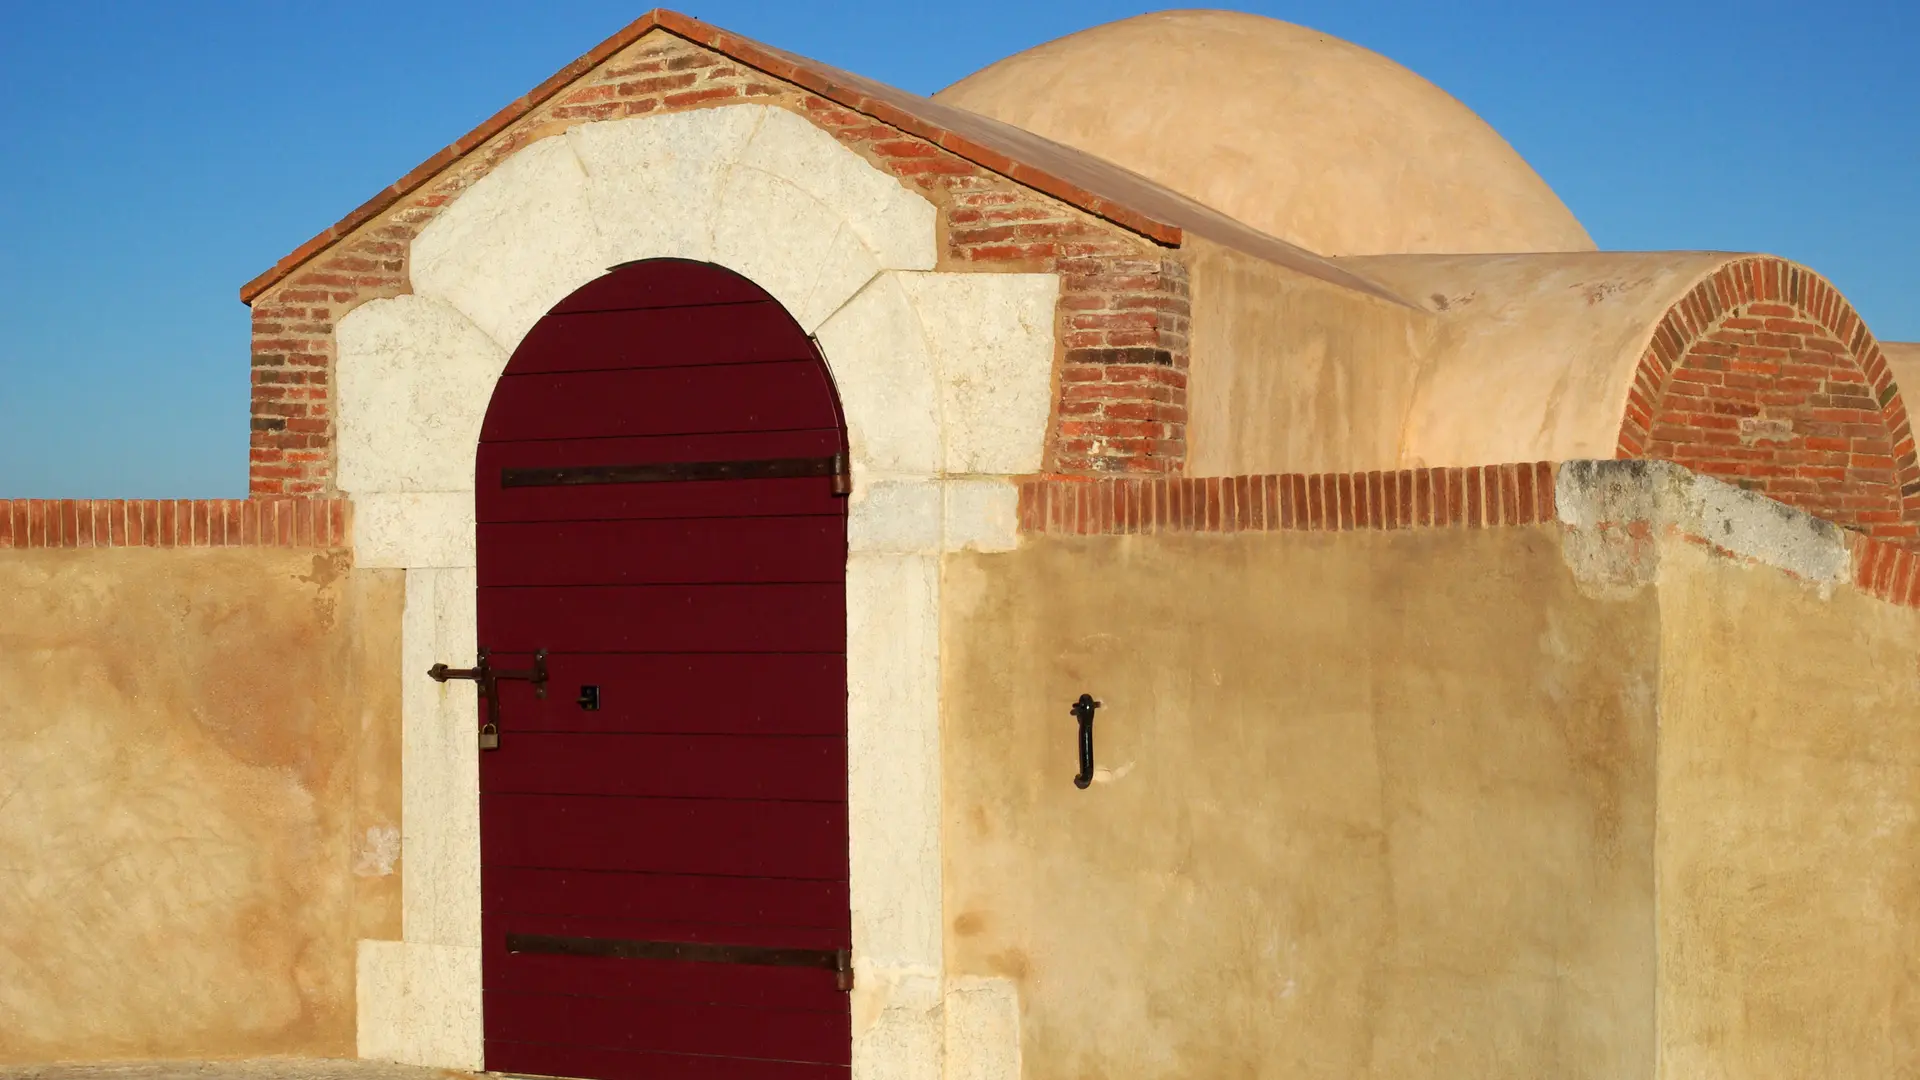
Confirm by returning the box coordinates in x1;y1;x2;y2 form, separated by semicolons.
336;104;1058;1080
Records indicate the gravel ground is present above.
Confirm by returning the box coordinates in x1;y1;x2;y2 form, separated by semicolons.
0;1061;485;1080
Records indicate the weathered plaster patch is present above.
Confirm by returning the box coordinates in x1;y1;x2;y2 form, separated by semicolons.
1661;467;1850;585
1556;459;1850;600
353;826;402;878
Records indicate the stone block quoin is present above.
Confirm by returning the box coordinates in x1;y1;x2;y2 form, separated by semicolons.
1616;256;1919;543
244;25;1187;496
809;101;1192;477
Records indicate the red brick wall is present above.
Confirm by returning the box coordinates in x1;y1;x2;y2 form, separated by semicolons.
1617;257;1917;543
1018;462;1557;535
1851;533;1920;608
810;103;1191;476
1051;257;1189;474
245;31;1184;495
0;499;351;548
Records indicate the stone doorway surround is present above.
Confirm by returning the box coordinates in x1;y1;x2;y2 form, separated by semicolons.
335;103;1058;1080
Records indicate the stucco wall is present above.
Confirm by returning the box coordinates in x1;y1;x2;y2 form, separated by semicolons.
940;527;1660;1079
0;550;403;1063
940;462;1920;1077
1182;237;1433;477
1655;541;1920;1077
1344;252;1729;470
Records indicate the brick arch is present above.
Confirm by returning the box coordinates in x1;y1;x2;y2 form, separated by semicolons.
1615;256;1919;543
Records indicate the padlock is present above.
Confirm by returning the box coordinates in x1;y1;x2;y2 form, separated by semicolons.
479;723;500;751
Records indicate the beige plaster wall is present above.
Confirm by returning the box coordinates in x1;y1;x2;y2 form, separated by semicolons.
1351;253;1728;468
940;527;1660;1079
1182;236;1434;477
1183;247;1742;478
0;550;403;1063
1344;252;1728;469
1654;541;1920;1077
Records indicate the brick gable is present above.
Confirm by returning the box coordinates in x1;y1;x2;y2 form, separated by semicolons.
247;28;1190;495
1616;256;1917;543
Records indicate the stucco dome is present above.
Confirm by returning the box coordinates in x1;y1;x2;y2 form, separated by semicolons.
935;10;1595;258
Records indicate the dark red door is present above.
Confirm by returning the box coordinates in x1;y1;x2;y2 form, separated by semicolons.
473;260;851;1080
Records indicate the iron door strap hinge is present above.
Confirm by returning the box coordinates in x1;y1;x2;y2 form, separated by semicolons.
507;932;854;991
427;646;548;750
501;452;851;496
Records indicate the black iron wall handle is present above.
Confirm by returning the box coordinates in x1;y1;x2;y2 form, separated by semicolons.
1071;693;1101;789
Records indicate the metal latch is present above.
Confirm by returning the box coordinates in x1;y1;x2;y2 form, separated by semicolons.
428;647;548;750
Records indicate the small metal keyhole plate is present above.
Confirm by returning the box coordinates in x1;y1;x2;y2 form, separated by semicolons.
577;685;600;711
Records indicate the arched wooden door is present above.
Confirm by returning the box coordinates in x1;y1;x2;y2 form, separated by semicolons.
470;259;851;1080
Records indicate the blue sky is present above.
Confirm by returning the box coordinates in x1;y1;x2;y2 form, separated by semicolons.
0;0;1913;497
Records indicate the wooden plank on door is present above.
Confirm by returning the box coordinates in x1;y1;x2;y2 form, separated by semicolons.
484;866;848;926
548;262;772;314
486;1039;847;1080
481;793;849;879
478;583;845;654
484;733;844;801
477;516;844;587
485;988;850;1064
482;652;846;736
482;361;837;442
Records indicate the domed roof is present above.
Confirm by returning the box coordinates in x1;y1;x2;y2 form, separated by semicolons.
935;10;1595;258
